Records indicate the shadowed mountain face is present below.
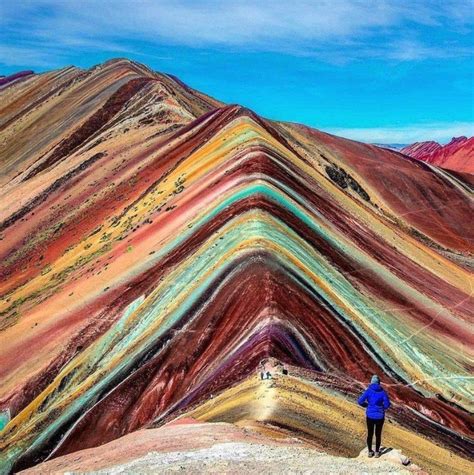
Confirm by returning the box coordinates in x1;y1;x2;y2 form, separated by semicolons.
401;137;474;174
0;59;472;474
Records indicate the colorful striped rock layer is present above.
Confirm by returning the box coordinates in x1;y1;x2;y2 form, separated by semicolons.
0;59;473;474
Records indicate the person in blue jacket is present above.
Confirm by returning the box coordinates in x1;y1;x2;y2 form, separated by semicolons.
358;375;391;458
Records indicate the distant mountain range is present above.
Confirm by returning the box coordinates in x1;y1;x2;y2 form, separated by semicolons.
372;143;408;151
373;137;474;174
400;136;474;174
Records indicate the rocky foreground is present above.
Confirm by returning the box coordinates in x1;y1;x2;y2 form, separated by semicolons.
21;419;425;475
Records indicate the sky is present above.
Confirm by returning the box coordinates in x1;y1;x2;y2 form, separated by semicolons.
1;0;473;144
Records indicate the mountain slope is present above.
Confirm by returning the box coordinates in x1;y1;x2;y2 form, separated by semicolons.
0;60;472;474
401;136;474;174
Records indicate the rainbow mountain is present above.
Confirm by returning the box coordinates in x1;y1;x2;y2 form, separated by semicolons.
0;59;473;474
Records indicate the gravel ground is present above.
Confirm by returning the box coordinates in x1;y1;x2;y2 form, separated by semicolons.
88;442;421;475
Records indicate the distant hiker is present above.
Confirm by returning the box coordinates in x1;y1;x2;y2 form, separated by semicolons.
260;371;265;380
266;371;272;379
358;375;391;458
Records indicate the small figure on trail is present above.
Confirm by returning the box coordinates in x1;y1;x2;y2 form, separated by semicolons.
358;375;391;458
266;371;272;379
260;371;265;380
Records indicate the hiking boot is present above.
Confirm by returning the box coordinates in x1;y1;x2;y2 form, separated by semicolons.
375;451;381;458
368;450;375;458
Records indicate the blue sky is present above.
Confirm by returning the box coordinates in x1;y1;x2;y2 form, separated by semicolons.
1;0;473;143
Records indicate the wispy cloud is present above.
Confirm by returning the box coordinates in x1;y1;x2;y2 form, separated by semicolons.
327;122;474;144
1;0;473;70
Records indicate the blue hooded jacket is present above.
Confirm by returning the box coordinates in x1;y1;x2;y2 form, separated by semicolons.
358;383;390;419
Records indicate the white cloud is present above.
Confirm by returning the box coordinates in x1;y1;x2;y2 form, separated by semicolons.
0;0;472;69
327;122;474;144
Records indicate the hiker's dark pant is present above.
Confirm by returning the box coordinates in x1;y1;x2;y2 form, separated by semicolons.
366;417;384;451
